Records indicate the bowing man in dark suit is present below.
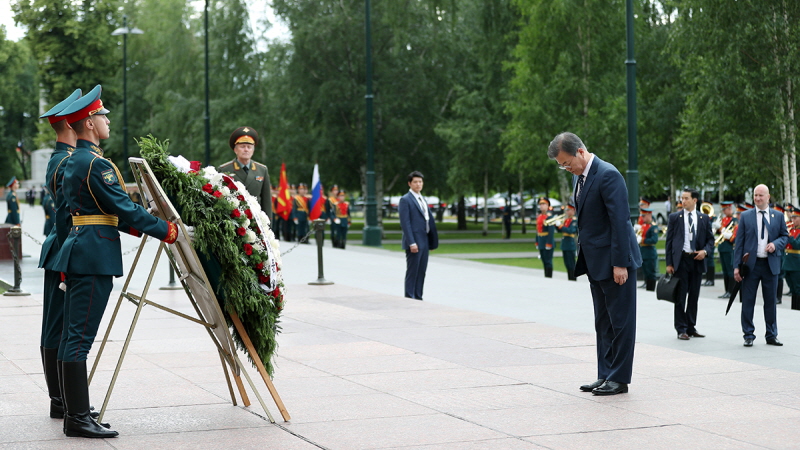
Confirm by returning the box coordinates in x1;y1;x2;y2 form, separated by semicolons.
734;184;789;347
398;171;439;300
548;132;641;396
665;189;714;340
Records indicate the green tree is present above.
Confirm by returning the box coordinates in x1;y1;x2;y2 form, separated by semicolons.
0;29;38;181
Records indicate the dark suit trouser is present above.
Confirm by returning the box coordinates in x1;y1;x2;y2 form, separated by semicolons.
587;268;636;384
405;246;429;300
741;258;778;340
59;274;113;362
41;269;65;348
674;254;702;335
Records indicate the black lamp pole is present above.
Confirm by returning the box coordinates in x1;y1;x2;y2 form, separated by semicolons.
625;0;639;223
362;0;381;246
111;16;143;181
204;0;211;166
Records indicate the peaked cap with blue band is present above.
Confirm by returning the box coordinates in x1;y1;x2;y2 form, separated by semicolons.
39;89;82;124
55;85;110;124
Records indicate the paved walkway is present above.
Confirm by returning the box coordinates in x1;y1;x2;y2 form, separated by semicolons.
3;201;800;448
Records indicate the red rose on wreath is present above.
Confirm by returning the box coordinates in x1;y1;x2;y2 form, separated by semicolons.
258;274;270;284
226;180;238;190
255;262;264;270
231;209;241;218
245;209;253;219
243;243;253;255
212;190;223;198
190;161;201;171
273;287;281;298
236;227;246;236
202;183;213;193
237;195;245;202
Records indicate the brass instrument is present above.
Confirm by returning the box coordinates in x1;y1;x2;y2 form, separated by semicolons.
714;220;735;246
544;214;565;226
700;202;715;217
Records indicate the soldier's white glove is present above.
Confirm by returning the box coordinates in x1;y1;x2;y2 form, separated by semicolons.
147;204;159;216
555;220;563;227
712;221;721;231
723;231;732;240
334;218;341;224
633;224;642;232
638;235;644;245
184;226;195;243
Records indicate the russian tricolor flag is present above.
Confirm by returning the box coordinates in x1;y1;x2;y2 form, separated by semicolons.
309;164;325;220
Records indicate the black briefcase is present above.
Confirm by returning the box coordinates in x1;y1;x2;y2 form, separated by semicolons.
656;274;680;303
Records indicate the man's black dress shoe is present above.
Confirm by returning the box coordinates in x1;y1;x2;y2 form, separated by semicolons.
744;338;754;347
688;331;705;338
592;380;628;396
580;379;605;392
767;338;784;346
678;333;690;340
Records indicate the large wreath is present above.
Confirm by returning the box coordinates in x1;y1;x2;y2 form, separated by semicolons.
138;136;283;376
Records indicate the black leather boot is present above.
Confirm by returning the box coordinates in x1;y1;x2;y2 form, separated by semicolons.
42;347;64;418
792;295;800;311
62;361;118;438
544;267;553;278
567;269;576;281
777;278;784;304
645;279;656;291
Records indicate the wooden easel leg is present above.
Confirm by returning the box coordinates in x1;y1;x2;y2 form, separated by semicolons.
218;350;238;406
233;371;251;407
229;312;291;421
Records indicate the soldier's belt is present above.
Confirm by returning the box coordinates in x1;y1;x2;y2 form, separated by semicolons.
788;249;800;254
72;215;119;227
537;232;550;236
640;244;654;247
562;233;576;237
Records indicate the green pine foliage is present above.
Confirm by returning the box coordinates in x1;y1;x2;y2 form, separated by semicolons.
138;135;282;376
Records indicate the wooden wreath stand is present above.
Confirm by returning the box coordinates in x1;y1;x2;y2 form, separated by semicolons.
87;158;289;424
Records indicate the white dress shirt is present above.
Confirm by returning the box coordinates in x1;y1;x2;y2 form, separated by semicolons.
756;207;770;258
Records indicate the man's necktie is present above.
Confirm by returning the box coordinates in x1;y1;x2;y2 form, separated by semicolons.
689;212;695;250
418;196;429;233
575;175;585;205
242;164;249;174
760;210;767;239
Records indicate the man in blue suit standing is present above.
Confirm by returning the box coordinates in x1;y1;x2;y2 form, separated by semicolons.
665;189;715;340
548;132;641;396
734;184;788;347
399;171;438;300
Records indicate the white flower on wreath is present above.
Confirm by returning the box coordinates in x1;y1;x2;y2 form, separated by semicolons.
209;172;224;186
259;211;271;226
245;229;257;243
202;166;219;177
242;218;250;228
219;186;231;197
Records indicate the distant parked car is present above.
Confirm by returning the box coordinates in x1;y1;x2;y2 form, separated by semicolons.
512;198;563;219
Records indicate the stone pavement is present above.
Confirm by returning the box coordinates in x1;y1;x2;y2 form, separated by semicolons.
3;202;800;448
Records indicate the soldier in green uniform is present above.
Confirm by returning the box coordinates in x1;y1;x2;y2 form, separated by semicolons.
702;202;716;286
292;182;310;243
557;203;577;280
36;88;82;421
784;209;800;310
333;190;351;248
638;207;660;291
5;176;20;224
53;85;179;439
715;201;738;299
535;197;555;278
327;184;340;247
218;126;273;220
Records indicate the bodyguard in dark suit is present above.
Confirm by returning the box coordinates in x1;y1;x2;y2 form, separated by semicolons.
734;184;789;347
665;189;714;340
53;85;178;438
399;171;439;300
218;126;272;219
548;132;641;396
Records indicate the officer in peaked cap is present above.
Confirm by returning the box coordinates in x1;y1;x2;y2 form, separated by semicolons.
5;176;20;224
53;85;180;439
218;126;273;220
36;88;82;422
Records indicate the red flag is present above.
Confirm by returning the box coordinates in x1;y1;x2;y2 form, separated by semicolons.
276;162;293;220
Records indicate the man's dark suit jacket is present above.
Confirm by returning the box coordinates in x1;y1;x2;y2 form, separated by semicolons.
734;208;789;275
665;210;715;272
399;192;438;251
574;157;642;280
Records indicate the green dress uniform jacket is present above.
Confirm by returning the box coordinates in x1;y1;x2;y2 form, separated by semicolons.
559;218;577;251
218;159;272;219
292;194;310;241
5;189;19;224
53;140;175;276
640;223;659;280
42;192;55;236
783;228;800;272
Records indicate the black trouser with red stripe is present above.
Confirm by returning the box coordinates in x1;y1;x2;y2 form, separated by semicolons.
59;274;114;362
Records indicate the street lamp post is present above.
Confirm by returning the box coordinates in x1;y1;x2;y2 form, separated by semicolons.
625;0;639;224
111;15;143;181
362;0;381;246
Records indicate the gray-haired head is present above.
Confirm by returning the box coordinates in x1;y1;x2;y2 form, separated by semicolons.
547;132;587;159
